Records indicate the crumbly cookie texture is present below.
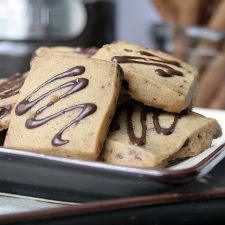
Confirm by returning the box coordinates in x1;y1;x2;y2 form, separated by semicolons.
0;73;26;131
4;56;121;160
93;41;198;113
101;101;222;168
35;46;98;58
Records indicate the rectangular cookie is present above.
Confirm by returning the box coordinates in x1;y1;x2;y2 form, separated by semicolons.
93;41;198;113
34;46;98;58
4;56;121;160
0;73;26;131
101;100;222;168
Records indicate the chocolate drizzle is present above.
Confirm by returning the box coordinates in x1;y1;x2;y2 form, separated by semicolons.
16;66;97;146
111;101;181;146
155;68;183;77
137;51;181;67
152;111;181;135
112;50;183;77
0;73;25;99
0;105;12;119
182;138;190;148
127;105;147;146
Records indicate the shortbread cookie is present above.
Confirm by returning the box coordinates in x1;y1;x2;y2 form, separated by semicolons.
93;41;198;113
35;46;98;58
101;101;222;168
4;56;121;160
0;73;26;131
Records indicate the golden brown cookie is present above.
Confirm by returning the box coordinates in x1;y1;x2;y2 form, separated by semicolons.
101;100;222;168
93;41;198;113
4;55;121;160
34;46;98;58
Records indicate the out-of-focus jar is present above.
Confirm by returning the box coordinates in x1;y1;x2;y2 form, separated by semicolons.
151;23;225;109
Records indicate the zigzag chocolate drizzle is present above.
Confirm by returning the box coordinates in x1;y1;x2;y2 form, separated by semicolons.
152;111;181;135
111;101;181;146
16;66;97;146
112;50;183;77
127;105;148;146
0;73;25;99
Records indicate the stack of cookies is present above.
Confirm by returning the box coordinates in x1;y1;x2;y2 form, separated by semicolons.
0;41;222;168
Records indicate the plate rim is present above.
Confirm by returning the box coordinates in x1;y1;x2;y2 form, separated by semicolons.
0;141;225;182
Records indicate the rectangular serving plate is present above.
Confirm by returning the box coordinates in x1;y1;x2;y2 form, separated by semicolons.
0;108;224;202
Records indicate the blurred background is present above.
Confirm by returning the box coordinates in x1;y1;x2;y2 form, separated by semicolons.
0;0;224;109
